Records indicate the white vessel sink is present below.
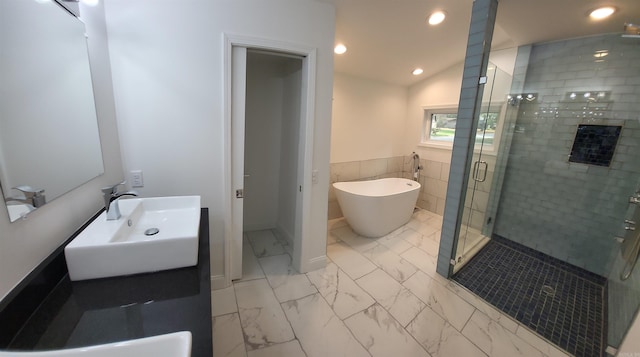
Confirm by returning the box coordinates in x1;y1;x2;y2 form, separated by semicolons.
0;331;191;357
65;196;201;281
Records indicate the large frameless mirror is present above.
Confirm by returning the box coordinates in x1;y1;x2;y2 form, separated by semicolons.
0;0;104;222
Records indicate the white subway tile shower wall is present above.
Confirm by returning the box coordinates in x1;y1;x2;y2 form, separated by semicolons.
488;34;640;347
494;34;640;276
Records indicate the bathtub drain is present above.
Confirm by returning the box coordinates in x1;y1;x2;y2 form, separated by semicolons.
144;228;160;236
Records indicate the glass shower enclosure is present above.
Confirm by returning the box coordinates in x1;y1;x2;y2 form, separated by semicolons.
454;60;514;270
448;8;640;355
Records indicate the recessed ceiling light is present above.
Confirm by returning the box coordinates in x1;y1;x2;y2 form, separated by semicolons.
428;11;446;25
334;44;347;55
412;68;424;75
589;6;615;20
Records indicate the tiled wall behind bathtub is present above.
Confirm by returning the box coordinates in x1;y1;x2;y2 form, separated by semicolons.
328;155;450;220
414;158;450;216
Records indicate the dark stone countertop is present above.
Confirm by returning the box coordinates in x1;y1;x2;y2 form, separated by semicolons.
5;209;212;357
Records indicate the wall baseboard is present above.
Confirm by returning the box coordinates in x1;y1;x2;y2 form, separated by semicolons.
275;223;294;248
243;223;275;232
304;255;327;273
211;274;228;290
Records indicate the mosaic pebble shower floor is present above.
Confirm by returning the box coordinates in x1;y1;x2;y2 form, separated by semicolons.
453;235;607;357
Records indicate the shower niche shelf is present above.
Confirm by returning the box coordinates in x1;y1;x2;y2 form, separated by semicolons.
568;124;621;167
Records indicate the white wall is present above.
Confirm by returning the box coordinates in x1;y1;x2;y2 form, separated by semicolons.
330;55;512;217
0;2;124;302
403;58;515;216
104;0;335;284
405;63;464;164
244;53;285;230
330;72;408;163
277;59;303;244
403;51;515;164
329;67;462;215
243;52;302;241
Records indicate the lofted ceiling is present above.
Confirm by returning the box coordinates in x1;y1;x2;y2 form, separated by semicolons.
332;0;640;87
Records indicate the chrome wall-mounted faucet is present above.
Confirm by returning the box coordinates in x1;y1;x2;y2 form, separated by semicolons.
101;181;138;220
410;152;422;182
620;190;640;280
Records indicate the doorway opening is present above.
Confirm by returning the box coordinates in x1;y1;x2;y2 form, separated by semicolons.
224;35;317;285
241;50;303;274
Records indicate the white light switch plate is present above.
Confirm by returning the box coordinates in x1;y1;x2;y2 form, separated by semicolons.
131;170;144;187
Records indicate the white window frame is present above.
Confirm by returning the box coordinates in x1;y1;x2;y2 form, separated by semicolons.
420;106;459;149
419;102;506;155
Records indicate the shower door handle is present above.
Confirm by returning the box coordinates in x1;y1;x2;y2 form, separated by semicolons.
472;161;488;182
472;161;480;182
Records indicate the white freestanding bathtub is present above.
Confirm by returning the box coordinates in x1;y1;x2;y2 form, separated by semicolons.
333;177;421;238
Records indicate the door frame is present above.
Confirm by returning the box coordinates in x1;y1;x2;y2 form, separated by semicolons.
222;33;317;286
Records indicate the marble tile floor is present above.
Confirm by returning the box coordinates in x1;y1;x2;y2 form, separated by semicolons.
212;209;572;357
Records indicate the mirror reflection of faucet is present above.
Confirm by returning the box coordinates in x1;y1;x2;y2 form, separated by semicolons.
101;181;138;221
4;185;46;208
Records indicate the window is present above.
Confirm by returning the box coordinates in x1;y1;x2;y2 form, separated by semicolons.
429;112;458;143
421;105;503;149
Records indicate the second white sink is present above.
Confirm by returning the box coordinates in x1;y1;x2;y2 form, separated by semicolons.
0;331;192;357
65;196;201;281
